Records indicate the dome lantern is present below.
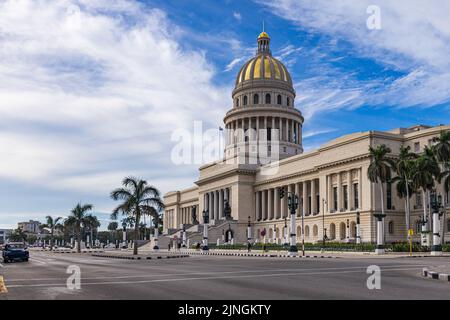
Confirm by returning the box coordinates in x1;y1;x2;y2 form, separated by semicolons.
257;31;271;54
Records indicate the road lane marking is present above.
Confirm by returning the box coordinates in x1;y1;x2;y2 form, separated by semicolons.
5;266;425;288
4;263;429;282
0;276;7;294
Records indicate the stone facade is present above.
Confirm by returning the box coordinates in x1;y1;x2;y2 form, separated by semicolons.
163;32;450;245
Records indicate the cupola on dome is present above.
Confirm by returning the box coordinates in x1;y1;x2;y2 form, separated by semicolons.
235;31;293;88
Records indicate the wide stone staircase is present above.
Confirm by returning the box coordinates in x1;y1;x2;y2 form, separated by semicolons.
140;219;248;250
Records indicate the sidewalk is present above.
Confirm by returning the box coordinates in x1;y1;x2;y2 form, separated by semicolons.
142;248;450;259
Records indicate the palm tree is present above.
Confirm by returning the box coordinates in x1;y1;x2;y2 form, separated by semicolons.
391;145;417;240
65;203;94;253
438;160;450;244
10;227;27;243
40;216;63;251
412;148;440;234
85;215;100;248
110;176;164;255
433;130;450;244
107;221;118;243
368;145;395;247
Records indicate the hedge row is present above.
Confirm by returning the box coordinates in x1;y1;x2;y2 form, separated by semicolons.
192;242;450;253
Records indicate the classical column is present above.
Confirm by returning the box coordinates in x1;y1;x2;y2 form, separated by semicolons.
219;189;224;219
215;191;220;221
302;181;308;216
262;190;267;220
274;187;280;219
279;117;283;141
337;172;342;211
358;169;362;209
348;170;354;210
208;192;213;221
311;179;317;215
256;191;261;221
268;188;274;220
295;182;301;217
285;119;289;143
256;116;260;142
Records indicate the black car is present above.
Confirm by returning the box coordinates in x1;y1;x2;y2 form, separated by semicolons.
2;243;29;263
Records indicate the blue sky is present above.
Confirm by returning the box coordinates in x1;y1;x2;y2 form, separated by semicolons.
0;0;449;229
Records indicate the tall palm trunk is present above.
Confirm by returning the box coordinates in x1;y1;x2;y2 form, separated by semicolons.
405;177;411;241
76;225;81;253
133;209;140;255
380;182;385;243
50;229;54;251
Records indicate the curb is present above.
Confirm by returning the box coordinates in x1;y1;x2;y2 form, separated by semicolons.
185;251;336;259
37;250;104;254
91;254;189;260
422;268;450;282
403;255;450;258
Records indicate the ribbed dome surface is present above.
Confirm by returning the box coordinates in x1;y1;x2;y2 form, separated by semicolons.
235;54;292;87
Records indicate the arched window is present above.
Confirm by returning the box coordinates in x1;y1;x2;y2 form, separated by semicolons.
329;223;336;240
243;96;248;106
277;94;282;105
313;225;318;237
265;93;271;104
287;97;290;106
305;226;310;237
253;94;259;104
340;222;346;240
350;221;356;238
388;221;394;234
236;98;239;107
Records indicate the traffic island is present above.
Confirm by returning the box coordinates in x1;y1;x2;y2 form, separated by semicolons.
180;250;337;259
91;252;189;260
422;267;450;282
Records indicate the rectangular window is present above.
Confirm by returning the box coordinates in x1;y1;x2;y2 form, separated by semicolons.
343;185;348;210
387;182;392;210
333;187;338;211
308;196;311;215
353;183;359;209
316;195;320;214
414;142;420;153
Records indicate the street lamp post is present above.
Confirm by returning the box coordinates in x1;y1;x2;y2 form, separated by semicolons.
431;193;443;256
122;221;127;249
283;218;288;246
322;198;327;248
356;211;361;244
300;198;305;256
202;209;209;252
287;190;299;256
247;216;252;252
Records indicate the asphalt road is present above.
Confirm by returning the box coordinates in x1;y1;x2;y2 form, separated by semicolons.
0;251;449;300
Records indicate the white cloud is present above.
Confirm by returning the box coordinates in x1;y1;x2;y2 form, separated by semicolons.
233;12;242;21
261;0;450;115
0;0;230;221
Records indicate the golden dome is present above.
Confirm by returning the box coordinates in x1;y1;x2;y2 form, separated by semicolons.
235;54;292;87
258;31;270;39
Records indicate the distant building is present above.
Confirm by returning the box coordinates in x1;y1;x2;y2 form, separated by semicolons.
0;229;12;244
17;220;41;234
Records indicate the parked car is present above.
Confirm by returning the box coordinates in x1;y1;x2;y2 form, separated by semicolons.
2;242;29;263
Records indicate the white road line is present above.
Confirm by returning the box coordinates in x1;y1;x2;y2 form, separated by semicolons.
4;263;429;282
6;266;424;288
29;258;48;265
